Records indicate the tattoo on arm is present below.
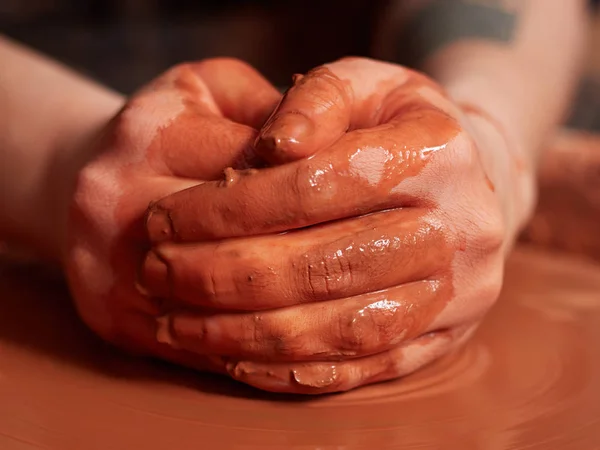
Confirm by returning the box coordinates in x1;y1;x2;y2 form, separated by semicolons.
396;0;521;68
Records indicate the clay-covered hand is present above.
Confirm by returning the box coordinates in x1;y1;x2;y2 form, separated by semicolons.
63;59;281;371
142;57;534;394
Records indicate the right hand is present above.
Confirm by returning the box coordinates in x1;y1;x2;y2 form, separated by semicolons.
62;59;281;371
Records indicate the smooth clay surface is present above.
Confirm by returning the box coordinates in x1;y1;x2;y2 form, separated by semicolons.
1;246;600;449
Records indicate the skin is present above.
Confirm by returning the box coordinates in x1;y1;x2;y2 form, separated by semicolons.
376;0;588;167
141;58;508;393
0;0;588;394
0;36;124;260
63;60;283;372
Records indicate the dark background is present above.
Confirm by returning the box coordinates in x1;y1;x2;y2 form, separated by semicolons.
2;0;600;130
0;0;386;92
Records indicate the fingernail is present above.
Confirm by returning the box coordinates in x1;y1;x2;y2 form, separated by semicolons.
141;250;170;298
146;206;174;243
156;314;180;348
256;113;313;162
292;364;337;388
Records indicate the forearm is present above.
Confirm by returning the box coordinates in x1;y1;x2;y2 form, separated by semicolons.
375;0;588;232
0;36;124;260
377;0;588;162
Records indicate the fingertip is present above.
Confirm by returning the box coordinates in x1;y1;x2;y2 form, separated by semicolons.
146;204;174;243
255;112;315;163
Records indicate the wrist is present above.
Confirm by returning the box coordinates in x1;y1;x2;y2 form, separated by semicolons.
458;104;537;248
44;93;125;262
0;36;125;262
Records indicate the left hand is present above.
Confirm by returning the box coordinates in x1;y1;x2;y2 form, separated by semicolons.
62;58;282;373
140;58;532;394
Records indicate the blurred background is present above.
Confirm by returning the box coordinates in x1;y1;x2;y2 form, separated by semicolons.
0;0;386;92
1;0;600;128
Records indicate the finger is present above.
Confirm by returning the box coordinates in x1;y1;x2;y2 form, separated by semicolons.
254;57;451;164
111;308;229;377
140;209;452;309
254;66;353;164
226;328;463;394
154;278;452;362
190;58;282;129
145;102;462;243
151;113;260;180
126;63;262;180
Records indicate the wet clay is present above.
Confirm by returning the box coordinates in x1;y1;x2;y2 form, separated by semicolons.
1;246;600;449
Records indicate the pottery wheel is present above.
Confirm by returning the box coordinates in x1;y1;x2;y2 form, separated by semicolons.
1;246;599;449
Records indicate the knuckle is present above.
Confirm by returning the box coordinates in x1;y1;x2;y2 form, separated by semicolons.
454;136;480;174
302;249;354;301
71;165;111;221
471;211;505;255
426;133;479;189
474;273;504;314
336;305;399;356
459;261;504;319
300;66;351;107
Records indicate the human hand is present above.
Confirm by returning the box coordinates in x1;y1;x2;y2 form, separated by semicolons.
63;59;281;372
141;58;534;394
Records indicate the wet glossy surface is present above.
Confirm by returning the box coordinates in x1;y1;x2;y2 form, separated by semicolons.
136;60;507;393
1;246;599;449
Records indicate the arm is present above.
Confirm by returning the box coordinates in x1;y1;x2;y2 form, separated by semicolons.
374;0;589;229
0;36;124;260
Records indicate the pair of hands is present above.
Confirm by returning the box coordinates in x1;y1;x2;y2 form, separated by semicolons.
64;57;520;394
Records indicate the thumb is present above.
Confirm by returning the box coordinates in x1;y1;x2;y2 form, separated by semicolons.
254;66;353;164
